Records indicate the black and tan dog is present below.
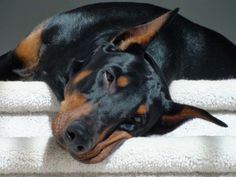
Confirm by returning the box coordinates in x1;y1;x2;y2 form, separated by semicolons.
0;2;235;163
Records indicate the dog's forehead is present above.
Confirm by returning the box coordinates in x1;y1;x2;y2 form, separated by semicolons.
89;48;141;68
66;48;151;97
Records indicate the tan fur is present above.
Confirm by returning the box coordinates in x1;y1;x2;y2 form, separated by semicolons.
60;93;87;112
73;70;92;84
113;11;172;51
117;76;129;87
15;23;44;68
136;104;148;114
162;106;208;126
76;131;132;163
52;93;94;138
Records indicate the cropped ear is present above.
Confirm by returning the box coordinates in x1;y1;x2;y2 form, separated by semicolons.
156;102;227;134
112;8;179;51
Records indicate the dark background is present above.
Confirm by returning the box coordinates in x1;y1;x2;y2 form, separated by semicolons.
0;0;235;54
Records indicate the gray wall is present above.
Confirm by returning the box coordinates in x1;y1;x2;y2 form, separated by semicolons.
0;0;235;54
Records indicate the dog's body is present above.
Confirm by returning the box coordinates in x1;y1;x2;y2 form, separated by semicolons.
0;2;235;163
1;3;235;97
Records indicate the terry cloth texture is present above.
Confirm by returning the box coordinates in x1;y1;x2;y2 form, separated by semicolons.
0;80;236;177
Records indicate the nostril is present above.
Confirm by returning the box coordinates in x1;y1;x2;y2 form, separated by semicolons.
66;130;76;142
77;145;85;152
64;120;91;153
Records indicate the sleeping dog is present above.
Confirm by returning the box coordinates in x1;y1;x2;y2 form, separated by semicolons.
0;2;235;163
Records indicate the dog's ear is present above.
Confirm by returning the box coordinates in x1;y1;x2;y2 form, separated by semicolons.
111;8;179;51
155;101;227;134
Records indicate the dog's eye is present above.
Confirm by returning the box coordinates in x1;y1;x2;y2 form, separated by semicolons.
132;114;147;125
118;115;144;132
132;116;142;124
104;70;115;83
105;44;117;52
119;123;135;132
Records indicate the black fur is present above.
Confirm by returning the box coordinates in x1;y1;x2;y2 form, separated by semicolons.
0;2;235;161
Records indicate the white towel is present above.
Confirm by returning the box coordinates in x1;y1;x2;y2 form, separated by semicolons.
0;80;236;177
170;80;236;111
0;113;235;137
1;80;236;113
0;113;54;137
0;81;59;113
0;80;236;138
0;136;236;175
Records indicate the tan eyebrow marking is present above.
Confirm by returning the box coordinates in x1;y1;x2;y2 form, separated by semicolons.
15;23;44;68
136;104;148;114
73;70;92;84
117;76;129;87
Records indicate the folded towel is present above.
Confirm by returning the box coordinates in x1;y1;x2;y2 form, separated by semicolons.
0;136;236;175
0;80;236;137
0;113;54;137
1;80;236;113
170;80;236;111
0;112;235;137
0;81;59;113
0;80;236;177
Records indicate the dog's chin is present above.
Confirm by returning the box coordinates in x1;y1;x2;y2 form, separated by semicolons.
69;131;132;164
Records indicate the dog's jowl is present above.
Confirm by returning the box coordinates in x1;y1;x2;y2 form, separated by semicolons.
0;2;235;163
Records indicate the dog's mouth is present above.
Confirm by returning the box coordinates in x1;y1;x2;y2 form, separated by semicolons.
56;130;132;164
72;131;132;163
52;104;132;163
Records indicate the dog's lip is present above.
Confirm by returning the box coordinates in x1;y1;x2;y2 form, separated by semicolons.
69;131;132;164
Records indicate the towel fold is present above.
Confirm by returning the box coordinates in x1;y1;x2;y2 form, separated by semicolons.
170;80;236;111
0;112;235;137
0;81;59;113
0;113;54;137
1;80;236;113
1;136;236;175
0;80;236;176
1;174;236;177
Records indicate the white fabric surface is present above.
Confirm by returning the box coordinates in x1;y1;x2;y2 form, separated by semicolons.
0;113;54;137
170;80;236;111
0;80;236;113
0;137;236;175
0;80;236;177
0;113;235;137
2;175;236;177
0;81;59;113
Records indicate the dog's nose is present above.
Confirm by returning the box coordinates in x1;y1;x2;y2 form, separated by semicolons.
63;120;91;153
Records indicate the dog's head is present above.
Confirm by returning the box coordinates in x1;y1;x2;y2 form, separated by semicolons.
52;9;227;163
